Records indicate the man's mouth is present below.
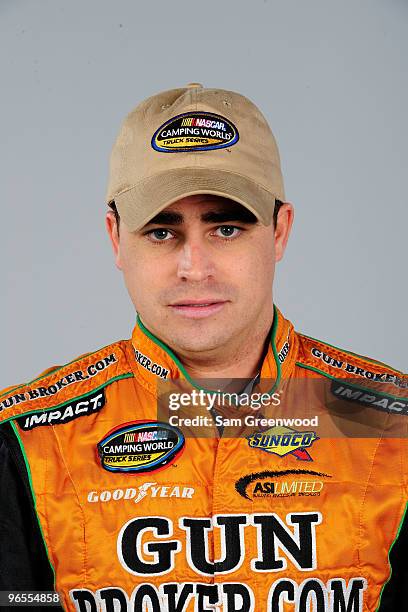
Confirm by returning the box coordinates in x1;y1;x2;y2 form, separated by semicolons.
168;300;228;319
174;302;217;307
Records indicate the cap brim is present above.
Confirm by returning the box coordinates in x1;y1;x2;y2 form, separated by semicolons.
113;167;280;232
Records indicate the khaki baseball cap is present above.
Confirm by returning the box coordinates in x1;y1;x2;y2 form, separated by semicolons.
106;83;285;231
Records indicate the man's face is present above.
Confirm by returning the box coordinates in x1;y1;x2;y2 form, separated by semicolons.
106;195;293;356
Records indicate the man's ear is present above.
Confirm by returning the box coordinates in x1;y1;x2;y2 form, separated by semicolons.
274;202;294;262
105;210;123;270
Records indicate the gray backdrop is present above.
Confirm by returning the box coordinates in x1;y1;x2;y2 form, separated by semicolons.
1;0;406;389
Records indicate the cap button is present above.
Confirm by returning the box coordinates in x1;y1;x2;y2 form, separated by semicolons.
186;82;203;89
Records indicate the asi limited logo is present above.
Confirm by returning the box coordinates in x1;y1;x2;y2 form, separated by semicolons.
235;469;332;501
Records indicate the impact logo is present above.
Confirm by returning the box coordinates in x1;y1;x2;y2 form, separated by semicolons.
151;111;239;152
17;389;105;431
97;421;185;474
331;380;408;415
247;426;319;461
235;469;331;501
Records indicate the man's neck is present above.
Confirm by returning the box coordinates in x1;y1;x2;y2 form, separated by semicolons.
176;313;273;393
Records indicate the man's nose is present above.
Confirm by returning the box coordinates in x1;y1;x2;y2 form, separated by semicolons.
176;239;215;281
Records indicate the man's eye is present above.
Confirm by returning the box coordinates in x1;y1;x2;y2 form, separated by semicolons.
214;225;242;239
146;228;173;242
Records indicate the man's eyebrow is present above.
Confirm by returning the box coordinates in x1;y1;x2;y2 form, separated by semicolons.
201;208;258;224
144;207;258;226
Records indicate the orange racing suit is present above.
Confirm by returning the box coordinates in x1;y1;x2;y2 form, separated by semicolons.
0;305;407;612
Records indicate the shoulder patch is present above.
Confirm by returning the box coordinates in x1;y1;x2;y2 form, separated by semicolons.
0;341;134;425
297;334;406;389
330;379;408;416
296;335;408;418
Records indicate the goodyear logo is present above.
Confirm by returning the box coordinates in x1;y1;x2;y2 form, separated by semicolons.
152;111;239;152
246;426;319;461
97;421;185;474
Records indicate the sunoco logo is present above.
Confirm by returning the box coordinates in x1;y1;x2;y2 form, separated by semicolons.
235;470;331;501
246;426;319;461
97;421;184;474
151;111;239;152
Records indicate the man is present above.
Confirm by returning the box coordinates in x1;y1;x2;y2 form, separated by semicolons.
0;83;406;612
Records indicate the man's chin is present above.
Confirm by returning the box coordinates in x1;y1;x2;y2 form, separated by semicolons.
164;321;233;355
